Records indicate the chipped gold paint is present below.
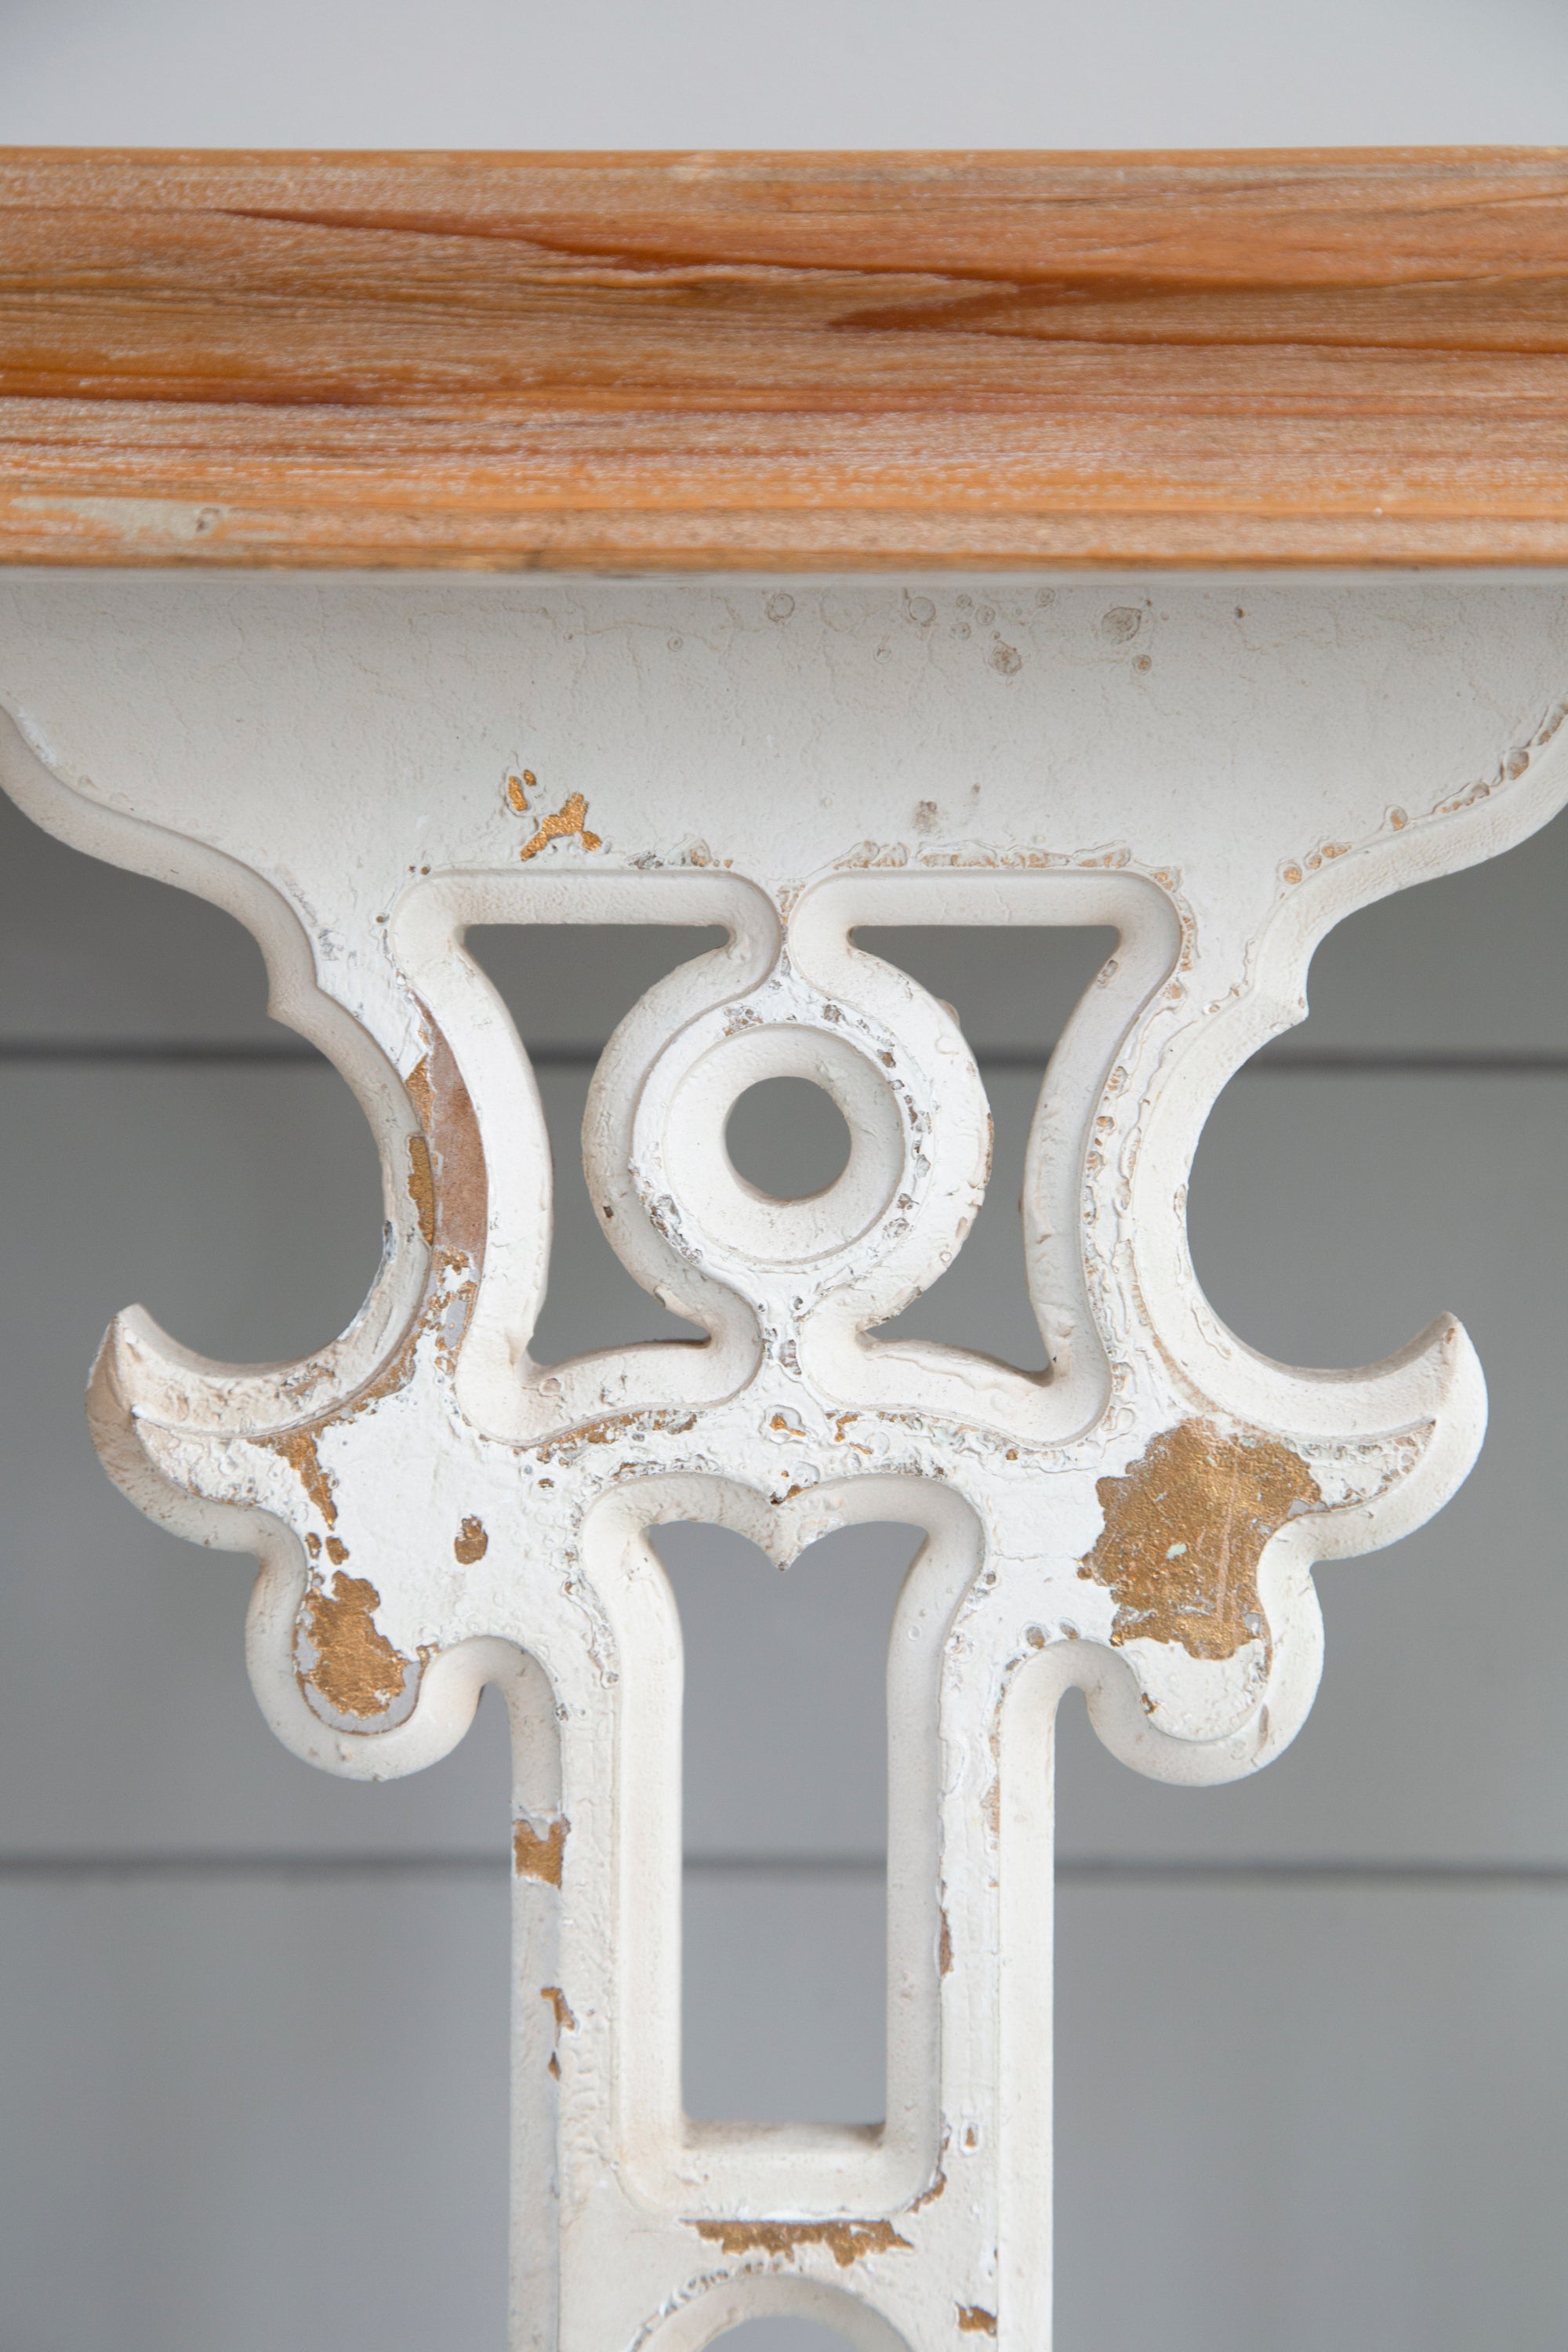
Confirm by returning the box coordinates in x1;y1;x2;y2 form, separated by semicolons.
514;1815;567;1885
516;791;602;862
325;1534;348;1566
406;1132;437;1247
505;768;536;813
957;2307;996;2335
405;1053;434;1131
542;1985;577;2034
270;1428;337;1526
299;1570;412;1717
532;1405;697;1467
267;1042;490;1461
1077;1417;1320;1661
455;1514;488;1565
406;1018;488;1265
691;2219;911;2269
909;2168;946;2214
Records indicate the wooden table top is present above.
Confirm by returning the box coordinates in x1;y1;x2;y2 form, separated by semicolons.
3;147;1567;568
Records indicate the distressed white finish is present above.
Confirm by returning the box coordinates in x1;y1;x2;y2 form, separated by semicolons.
1;576;1565;2352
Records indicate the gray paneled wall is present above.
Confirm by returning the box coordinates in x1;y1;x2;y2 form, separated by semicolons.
0;744;1565;2350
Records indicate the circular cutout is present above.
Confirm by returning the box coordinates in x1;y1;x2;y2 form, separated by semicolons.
656;1023;906;1269
724;1076;853;1201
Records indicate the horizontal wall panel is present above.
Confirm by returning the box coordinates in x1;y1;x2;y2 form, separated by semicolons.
0;774;278;1046
683;1872;887;2125
1;1872;1562;2351
0;1875;512;2352
1054;1878;1568;2352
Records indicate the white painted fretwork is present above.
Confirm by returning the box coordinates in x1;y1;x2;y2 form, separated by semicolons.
2;578;1564;2352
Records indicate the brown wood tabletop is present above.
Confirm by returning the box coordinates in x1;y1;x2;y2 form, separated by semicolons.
2;146;1567;568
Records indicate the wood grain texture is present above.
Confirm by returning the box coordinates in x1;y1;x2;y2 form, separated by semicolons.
2;147;1568;570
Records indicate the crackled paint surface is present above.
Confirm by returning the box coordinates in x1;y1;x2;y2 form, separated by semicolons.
2;575;1565;2352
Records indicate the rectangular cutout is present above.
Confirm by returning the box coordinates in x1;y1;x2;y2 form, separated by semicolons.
653;1519;920;2127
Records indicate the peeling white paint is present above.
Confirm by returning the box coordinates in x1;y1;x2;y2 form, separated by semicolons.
2;574;1565;2352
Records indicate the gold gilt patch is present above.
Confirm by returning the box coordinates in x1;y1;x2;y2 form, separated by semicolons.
1078;1417;1320;1660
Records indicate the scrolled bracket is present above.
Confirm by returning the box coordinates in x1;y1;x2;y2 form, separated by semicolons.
5;579;1564;2352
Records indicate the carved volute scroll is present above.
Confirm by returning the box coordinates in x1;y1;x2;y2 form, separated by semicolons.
2;576;1565;2352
